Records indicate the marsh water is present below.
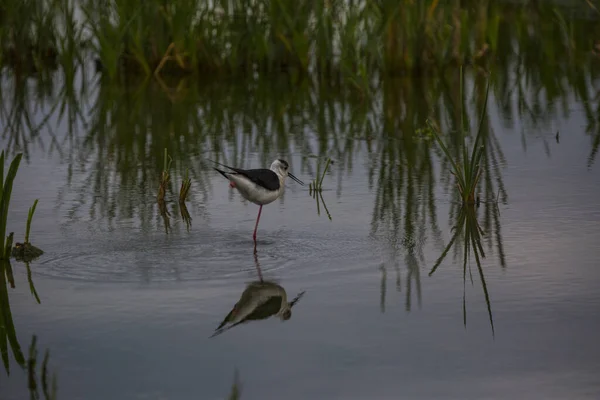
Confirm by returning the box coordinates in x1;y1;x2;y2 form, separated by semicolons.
2;18;600;400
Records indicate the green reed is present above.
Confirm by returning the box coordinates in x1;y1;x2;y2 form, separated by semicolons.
0;151;22;260
157;147;173;204
24;200;38;244
308;157;331;194
0;150;25;373
179;169;192;232
179;169;191;204
2;0;598;85
427;67;490;205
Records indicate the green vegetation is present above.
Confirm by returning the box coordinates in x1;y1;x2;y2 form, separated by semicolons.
307;157;333;220
428;67;490;205
157;148;173;204
0;151;51;386
308;157;332;194
179;169;192;204
0;150;24;372
0;151;21;259
2;0;599;89
156;148;195;233
12;199;44;262
179;170;192;231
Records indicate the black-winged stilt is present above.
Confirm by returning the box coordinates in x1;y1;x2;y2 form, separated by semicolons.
210;158;304;242
210;280;306;337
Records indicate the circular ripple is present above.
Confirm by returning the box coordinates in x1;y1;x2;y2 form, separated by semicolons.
34;226;371;283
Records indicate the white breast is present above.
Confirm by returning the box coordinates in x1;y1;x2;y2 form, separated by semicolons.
230;174;284;205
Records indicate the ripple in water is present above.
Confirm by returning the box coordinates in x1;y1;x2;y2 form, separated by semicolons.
35;226;370;283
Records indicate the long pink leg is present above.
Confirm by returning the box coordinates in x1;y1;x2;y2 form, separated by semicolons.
253;205;263;242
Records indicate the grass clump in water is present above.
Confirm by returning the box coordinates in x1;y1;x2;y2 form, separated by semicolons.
12;199;44;262
157;148;194;233
179;169;191;203
0;150;26;373
179;169;192;231
157;147;173;204
308;157;332;194
157;148;173;233
308;158;333;220
427;67;490;205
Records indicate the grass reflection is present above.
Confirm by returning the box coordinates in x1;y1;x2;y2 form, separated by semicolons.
429;204;498;336
0;259;24;373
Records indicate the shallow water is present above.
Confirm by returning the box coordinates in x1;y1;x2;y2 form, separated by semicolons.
2;59;600;400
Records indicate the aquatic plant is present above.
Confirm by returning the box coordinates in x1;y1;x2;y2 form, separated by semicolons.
157;148;173;204
3;0;597;86
0;151;21;253
179;169;191;203
308;157;332;194
12;199;44;262
0;151;22;372
427;67;490;205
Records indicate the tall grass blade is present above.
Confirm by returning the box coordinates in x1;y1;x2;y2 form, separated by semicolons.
0;259;25;371
0;152;23;257
25;199;39;244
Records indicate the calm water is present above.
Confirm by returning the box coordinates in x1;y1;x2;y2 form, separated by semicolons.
2;58;600;400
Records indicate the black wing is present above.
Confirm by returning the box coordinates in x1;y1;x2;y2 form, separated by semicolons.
239;169;280;191
243;296;283;321
208;160;280;191
209;296;284;338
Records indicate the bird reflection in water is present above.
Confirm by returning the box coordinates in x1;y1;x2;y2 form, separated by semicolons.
210;253;305;338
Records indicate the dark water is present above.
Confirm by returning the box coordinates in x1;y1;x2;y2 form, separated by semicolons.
2;37;600;400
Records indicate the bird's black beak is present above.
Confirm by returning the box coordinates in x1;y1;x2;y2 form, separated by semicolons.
288;172;304;186
289;291;306;308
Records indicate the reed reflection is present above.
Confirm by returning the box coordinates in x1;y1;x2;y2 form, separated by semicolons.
429;203;501;336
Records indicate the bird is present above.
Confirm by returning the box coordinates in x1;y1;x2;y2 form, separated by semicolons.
209;158;304;242
210;280;306;338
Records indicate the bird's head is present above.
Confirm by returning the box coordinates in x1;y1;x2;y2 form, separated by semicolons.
280;308;292;321
270;159;304;186
277;290;306;322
